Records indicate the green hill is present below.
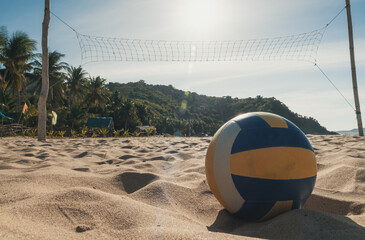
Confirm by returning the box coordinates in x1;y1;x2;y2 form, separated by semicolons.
107;80;335;136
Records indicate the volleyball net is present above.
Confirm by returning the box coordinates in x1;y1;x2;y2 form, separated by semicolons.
76;27;326;64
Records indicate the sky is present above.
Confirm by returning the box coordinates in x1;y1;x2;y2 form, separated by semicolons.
1;0;365;131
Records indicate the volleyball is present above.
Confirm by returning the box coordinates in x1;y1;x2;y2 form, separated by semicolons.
205;112;317;221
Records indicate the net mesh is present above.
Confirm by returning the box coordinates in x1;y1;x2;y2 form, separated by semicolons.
76;27;326;64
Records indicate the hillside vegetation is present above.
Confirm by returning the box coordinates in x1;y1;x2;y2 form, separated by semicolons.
108;80;335;136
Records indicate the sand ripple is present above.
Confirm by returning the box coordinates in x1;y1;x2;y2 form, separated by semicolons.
0;135;364;239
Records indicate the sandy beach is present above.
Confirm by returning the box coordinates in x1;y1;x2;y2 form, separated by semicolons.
0;135;364;239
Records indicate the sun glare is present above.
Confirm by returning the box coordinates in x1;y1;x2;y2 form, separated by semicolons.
176;0;227;39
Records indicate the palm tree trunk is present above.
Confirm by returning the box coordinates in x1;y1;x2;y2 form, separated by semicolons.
37;0;50;141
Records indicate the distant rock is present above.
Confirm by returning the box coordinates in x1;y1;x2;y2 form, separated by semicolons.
337;128;364;135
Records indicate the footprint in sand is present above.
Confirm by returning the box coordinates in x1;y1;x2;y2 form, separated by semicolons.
36;153;49;160
116;171;158;194
97;160;114;165
165;150;178;154
72;168;90;172
76;225;92;232
40;143;52;147
74;152;88;158
119;155;138;160
150;156;165;161
121;145;134;149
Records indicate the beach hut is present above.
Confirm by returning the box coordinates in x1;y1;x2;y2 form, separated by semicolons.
86;117;114;129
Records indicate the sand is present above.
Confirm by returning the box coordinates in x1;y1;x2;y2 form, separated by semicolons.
0;135;364;239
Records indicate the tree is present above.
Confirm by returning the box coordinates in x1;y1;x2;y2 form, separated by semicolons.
135;102;151;125
0;26;7;50
110;90;122;108
0;88;16;111
84;76;109;111
0;26;36;111
66;66;87;106
120;98;140;130
29;51;68;108
0;26;7;88
38;0;50;141
67;105;87;130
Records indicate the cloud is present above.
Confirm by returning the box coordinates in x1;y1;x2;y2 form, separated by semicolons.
317;38;365;67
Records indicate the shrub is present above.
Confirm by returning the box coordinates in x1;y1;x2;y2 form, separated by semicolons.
58;130;66;138
71;129;78;138
113;129;123;137
122;129;130;137
99;128;109;137
48;130;55;138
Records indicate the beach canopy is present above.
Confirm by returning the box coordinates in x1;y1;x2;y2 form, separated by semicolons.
0;111;13;120
86;117;114;129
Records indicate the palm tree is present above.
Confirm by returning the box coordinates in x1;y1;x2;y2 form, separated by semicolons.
0;26;36;111
66;66;87;106
85;76;110;112
120;98;140;130
68;105;87;130
28;51;68;108
0;26;8;89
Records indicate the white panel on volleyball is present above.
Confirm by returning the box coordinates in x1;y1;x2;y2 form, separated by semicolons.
214;121;244;213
